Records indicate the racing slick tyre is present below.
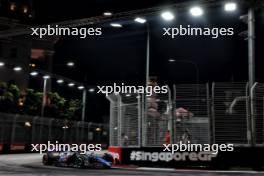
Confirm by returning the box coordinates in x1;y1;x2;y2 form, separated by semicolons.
74;157;84;168
42;155;52;165
92;162;107;169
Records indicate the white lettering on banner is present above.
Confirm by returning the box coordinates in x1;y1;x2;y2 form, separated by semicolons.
130;151;217;162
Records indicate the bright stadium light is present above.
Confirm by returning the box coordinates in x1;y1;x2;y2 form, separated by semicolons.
0;62;5;67
95;127;102;132
62;125;69;129
43;75;50;79
224;2;237;12
161;11;175;21
24;121;31;127
89;88;95;92
103;12;112;16
57;79;64;84
78;86;84;90
30;71;38;76
110;23;122;27
67;61;75;67
68;83;75;87
190;6;204;17
134;17;147;24
13;66;22;71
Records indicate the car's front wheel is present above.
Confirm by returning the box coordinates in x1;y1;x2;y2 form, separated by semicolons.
92;162;105;169
42;155;52;165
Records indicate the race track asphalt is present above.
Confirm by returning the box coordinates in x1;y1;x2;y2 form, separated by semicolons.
0;153;263;176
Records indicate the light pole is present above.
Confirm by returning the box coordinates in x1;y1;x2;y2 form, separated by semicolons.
248;6;256;146
144;22;150;147
248;7;255;90
135;12;175;145
134;17;149;87
81;88;87;121
146;22;150;91
133;17;150;146
41;76;50;117
240;2;258;146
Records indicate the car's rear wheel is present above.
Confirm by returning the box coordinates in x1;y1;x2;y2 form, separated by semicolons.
75;157;84;168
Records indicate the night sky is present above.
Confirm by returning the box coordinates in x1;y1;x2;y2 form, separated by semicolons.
31;0;264;122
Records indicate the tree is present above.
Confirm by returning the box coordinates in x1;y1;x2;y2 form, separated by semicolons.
0;82;20;113
0;81;82;121
23;89;43;116
63;99;82;120
45;92;65;118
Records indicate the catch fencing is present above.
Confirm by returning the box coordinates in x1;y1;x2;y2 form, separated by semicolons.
107;93;141;147
0;113;109;149
108;82;264;148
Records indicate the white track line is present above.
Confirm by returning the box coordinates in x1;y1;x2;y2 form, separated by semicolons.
137;167;264;174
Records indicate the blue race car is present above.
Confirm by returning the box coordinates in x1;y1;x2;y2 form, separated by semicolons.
42;151;113;169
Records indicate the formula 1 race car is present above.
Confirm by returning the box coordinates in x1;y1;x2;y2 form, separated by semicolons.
42;151;114;169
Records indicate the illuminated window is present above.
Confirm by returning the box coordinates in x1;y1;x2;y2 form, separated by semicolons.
29;63;36;68
22;6;28;13
10;3;16;11
31;49;45;59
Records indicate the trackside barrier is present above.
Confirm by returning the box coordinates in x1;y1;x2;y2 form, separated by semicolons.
0;112;109;153
10;144;25;151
